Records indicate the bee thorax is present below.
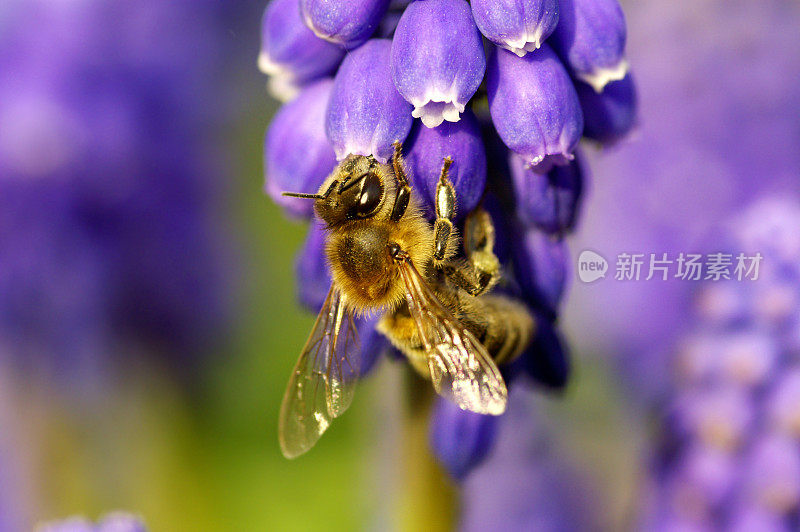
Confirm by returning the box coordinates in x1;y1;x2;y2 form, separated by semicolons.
328;225;402;309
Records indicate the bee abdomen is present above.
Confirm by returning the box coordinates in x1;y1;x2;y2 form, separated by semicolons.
473;295;535;366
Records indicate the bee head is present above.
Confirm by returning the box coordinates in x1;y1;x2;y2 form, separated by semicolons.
283;155;388;226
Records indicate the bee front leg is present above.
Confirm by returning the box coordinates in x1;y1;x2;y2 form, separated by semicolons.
443;207;500;296
390;141;412;222
433;156;456;262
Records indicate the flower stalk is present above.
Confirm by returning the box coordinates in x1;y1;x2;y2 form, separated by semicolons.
398;371;457;532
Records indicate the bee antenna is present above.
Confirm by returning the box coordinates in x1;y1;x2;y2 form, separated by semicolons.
281;191;324;199
282;180;339;200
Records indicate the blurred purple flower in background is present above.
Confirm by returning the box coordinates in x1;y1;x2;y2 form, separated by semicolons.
564;0;800;404
259;0;637;480
37;512;146;532
264;79;337;217
259;0;344;101
0;366;33;530
642;197;800;529
0;0;236;386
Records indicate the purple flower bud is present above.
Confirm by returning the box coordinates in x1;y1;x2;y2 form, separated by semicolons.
265;79;337;218
487;46;583;168
576;74;637;145
405;109;486;216
326;39;413;163
300;0;390;49
354;314;388;376
482;192;515;265
734;197;800;266
390;0;485;128
471;0;559;57
295;221;332;312
521;313;570;388
549;0;628;92
430;395;499;480
510;151;586;234
512;229;568;314
259;0;344;96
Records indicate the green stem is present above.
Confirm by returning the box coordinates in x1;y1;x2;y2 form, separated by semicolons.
397;371;458;532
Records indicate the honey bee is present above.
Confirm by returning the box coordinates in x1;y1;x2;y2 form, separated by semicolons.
278;141;535;458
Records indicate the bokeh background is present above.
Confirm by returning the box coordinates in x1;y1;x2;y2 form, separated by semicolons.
1;0;799;530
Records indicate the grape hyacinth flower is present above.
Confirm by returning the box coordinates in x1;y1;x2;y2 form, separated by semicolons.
391;0;486;128
259;0;636;478
549;0;628;92
642;197;800;529
0;0;235;386
487;44;583;169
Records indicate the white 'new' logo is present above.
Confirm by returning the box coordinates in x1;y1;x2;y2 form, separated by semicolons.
577;250;607;283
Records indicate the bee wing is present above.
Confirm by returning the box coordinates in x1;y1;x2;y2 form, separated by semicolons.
396;259;508;415
278;287;360;458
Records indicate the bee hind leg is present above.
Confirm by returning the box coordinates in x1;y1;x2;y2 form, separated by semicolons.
443;207;501;296
432;156;457;262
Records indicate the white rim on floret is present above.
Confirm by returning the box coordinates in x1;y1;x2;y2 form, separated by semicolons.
258;51;288;76
499;26;546;57
410;87;467;128
579;59;629;93
336;142;391;164
266;74;300;103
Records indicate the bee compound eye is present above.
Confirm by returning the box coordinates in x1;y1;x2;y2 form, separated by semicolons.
355;172;383;217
